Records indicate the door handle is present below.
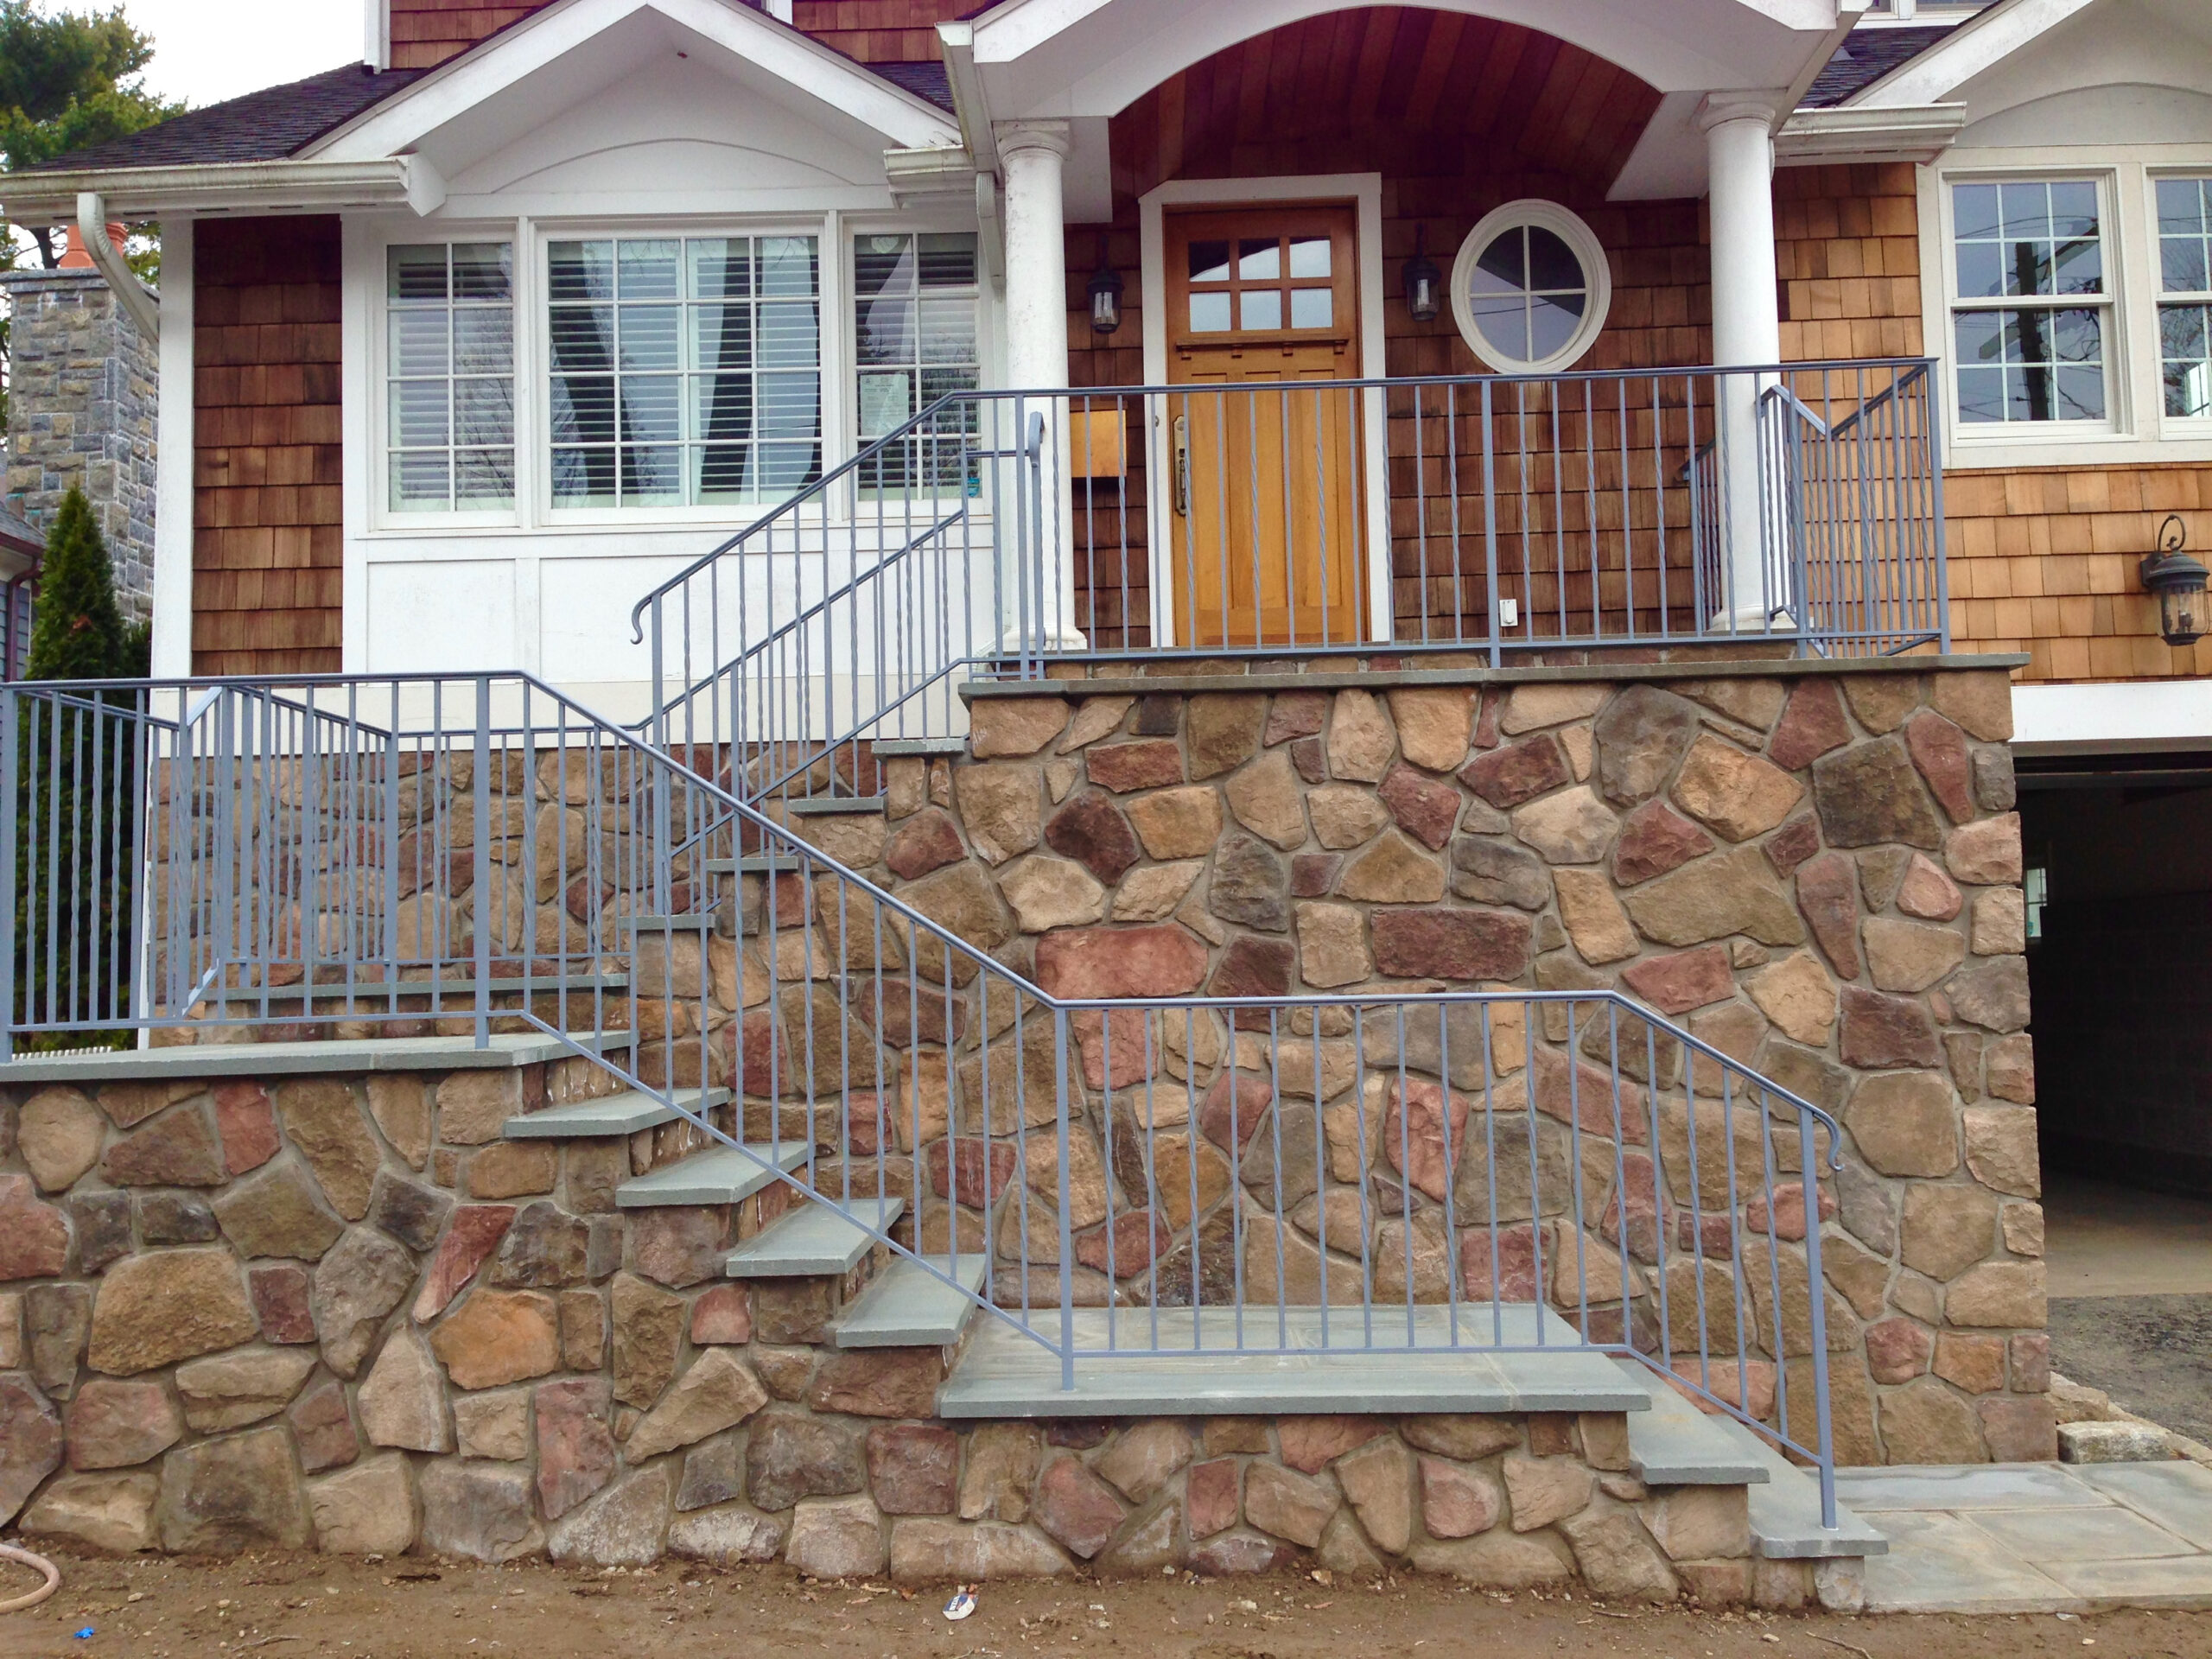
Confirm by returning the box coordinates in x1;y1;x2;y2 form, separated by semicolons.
1173;415;1191;518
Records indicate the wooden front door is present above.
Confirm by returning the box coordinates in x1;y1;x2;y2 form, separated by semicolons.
1165;206;1365;648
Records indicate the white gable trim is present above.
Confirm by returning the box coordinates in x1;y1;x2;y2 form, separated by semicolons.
314;0;961;162
1847;0;2100;108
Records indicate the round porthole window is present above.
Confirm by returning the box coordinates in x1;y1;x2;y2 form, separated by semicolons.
1450;201;1611;374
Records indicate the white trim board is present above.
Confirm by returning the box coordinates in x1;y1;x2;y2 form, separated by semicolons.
2012;681;2212;754
1137;172;1392;647
150;217;195;678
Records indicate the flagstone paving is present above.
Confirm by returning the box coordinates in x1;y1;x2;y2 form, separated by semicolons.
1841;1459;2212;1612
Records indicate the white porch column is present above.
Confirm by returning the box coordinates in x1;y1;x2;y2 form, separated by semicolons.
1701;96;1784;633
996;119;1085;651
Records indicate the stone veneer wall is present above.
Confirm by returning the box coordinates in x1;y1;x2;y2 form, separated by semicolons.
836;662;2048;1469
0;267;158;623
0;1056;1805;1605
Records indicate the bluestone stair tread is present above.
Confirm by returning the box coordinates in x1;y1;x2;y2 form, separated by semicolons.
937;1306;1656;1416
613;1141;809;1208
502;1087;728;1140
628;913;719;933
785;794;887;816
724;1198;906;1276
1614;1360;1772;1484
835;1254;989;1348
705;855;809;875
872;737;969;757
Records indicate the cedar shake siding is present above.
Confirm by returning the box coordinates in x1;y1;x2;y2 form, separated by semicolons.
385;0;964;69
193;217;344;677
1947;465;2212;683
389;1;552;69
792;0;967;62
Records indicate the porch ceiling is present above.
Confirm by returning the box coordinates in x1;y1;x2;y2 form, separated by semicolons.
1106;9;1667;206
968;0;1847;119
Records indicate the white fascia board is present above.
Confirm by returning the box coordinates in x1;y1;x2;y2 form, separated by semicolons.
1777;103;1967;162
0;157;436;226
313;0;959;163
2012;680;2212;755
1848;0;2100;108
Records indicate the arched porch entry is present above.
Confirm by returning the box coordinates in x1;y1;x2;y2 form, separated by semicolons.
1060;9;1706;652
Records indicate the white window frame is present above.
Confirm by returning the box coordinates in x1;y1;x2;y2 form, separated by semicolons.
1938;168;2120;440
1919;143;2212;468
838;213;990;505
535;216;844;529
1448;200;1613;376
368;222;527;535
2148;166;2212;442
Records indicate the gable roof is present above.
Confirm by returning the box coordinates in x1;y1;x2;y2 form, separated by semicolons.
1798;26;1955;108
28;64;427;173
23;6;956;178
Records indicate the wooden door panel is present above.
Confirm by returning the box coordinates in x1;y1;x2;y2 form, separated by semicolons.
1171;351;1362;646
1166;205;1365;649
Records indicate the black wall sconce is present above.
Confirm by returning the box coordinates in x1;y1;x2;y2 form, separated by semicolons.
1088;236;1124;336
2141;513;2208;647
1403;225;1441;324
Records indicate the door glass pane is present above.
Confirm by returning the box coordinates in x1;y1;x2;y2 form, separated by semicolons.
1189;291;1232;332
1237;239;1281;280
1187;240;1231;283
1239;289;1282;331
1287;237;1331;278
1289;289;1333;329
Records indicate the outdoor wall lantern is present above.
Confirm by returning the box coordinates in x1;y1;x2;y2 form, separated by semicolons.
2141;513;2208;648
1088;238;1125;336
1403;226;1442;324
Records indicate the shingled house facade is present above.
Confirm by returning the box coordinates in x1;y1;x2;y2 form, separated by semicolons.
0;0;2205;1578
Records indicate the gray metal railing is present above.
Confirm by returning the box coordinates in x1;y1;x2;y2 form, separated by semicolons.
634;359;1944;809
3;667;1848;1527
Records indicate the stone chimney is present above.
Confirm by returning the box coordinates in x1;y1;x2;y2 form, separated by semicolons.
2;230;159;624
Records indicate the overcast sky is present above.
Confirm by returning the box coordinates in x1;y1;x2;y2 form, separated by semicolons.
111;0;366;107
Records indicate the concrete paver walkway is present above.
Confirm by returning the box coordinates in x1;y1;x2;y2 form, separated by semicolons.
1840;1460;2212;1612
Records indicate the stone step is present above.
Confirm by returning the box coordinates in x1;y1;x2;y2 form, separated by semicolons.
1615;1360;1772;1484
834;1253;989;1349
1612;1366;1886;1560
872;737;969;757
1740;1433;1891;1560
723;1197;906;1277
500;1086;729;1141
784;794;887;816
935;1305;1657;1417
292;975;629;1002
703;855;809;877
626;913;720;934
613;1141;809;1209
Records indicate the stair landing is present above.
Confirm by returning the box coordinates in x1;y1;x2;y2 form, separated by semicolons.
937;1304;1653;1418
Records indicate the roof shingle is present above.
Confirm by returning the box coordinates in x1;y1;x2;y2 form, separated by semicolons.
1798;27;1957;109
28;63;427;174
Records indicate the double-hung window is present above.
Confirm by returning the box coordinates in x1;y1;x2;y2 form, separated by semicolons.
853;232;979;491
386;244;516;512
1950;180;2110;425
2156;177;2212;421
547;235;822;508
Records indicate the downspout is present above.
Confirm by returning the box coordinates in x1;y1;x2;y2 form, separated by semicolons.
76;192;162;342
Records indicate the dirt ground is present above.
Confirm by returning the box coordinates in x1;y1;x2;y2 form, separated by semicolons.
5;1547;2212;1659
